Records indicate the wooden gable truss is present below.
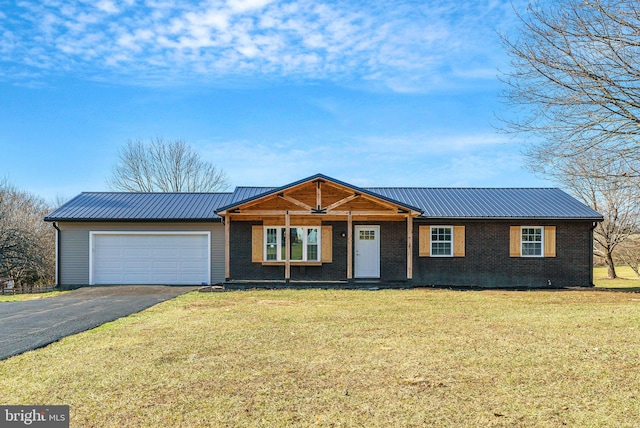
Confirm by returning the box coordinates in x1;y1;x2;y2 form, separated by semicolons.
217;177;422;282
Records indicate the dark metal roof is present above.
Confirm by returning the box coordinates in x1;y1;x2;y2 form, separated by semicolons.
227;186;602;220
230;187;276;204
45;192;234;222
45;179;602;222
217;173;424;213
368;187;602;220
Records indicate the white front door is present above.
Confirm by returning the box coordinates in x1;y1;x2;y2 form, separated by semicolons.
354;225;380;278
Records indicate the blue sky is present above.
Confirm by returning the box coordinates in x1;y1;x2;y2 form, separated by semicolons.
0;0;547;202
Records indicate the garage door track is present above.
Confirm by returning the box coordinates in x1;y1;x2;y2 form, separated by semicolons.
0;286;196;361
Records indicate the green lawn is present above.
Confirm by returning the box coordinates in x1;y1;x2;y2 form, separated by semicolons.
1;289;639;427
593;265;640;289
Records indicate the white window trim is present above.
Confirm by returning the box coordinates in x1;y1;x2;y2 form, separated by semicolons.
521;226;544;258
264;227;279;262
263;226;321;262
430;225;454;257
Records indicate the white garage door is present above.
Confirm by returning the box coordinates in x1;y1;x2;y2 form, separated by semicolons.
91;233;210;285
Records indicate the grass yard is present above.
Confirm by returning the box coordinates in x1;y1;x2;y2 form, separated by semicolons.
1;289;639;427
0;291;67;302
593;265;640;289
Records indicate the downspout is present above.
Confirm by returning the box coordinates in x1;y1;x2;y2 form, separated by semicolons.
590;221;597;287
52;222;60;287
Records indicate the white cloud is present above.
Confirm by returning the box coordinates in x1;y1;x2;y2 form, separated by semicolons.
2;0;519;91
227;0;275;13
95;0;120;14
198;130;539;189
352;133;512;157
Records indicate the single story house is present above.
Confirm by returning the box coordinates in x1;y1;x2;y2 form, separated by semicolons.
45;173;603;289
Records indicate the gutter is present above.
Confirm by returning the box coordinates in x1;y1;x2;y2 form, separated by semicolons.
52;222;61;287
44;217;223;223
414;216;604;222
590;221;598;287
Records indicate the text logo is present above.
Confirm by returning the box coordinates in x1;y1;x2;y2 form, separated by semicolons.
1;406;69;428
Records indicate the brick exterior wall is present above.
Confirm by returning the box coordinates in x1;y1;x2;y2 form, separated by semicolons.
412;220;594;288
229;219;594;288
375;221;407;281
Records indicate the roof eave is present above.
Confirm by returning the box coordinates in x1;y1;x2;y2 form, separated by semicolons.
416;215;603;221
44;217;222;223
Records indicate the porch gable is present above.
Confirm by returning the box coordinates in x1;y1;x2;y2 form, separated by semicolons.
216;174;422;283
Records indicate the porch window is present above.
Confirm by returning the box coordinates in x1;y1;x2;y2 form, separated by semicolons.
264;227;321;261
266;228;278;261
307;228;319;261
431;226;453;257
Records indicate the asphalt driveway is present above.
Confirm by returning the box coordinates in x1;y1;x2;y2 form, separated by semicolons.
0;286;196;361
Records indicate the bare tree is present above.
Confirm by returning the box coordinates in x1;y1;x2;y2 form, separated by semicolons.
616;237;640;278
107;138;229;192
500;0;640;278
500;0;640;177
51;193;70;209
558;152;639;279
0;180;55;285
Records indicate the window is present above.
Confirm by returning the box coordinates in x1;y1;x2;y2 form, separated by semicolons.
266;228;278;261
431;226;453;257
419;225;465;257
307;228;319;260
359;230;376;240
264;227;321;261
521;227;543;257
510;225;554;258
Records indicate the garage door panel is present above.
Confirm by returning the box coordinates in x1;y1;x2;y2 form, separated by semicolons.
181;261;207;270
124;261;151;270
153;261;179;270
153;248;179;258
96;273;122;283
180;274;207;283
95;247;123;258
92;233;210;285
151;273;179;282
96;261;123;270
124;248;151;258
123;273;151;282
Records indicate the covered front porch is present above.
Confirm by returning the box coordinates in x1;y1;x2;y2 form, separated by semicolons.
215;174;422;284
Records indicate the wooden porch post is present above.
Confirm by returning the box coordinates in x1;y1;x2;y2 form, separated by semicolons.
347;211;353;280
224;215;230;281
407;216;413;280
285;210;291;282
316;180;322;211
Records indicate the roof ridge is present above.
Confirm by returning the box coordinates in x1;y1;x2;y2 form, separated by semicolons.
366;187;560;190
